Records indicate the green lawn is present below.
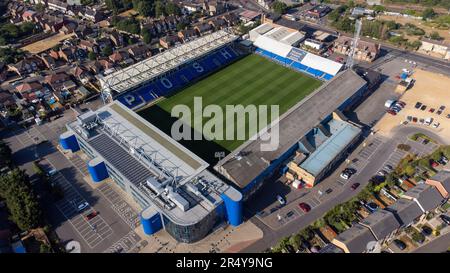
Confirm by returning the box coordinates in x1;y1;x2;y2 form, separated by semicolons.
139;54;322;162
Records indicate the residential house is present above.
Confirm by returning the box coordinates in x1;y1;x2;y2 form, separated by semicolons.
43;17;65;33
0;90;16;111
203;1;225;16
84;61;103;74
194;22;213;36
318;243;344;253
0;63;8;82
108;51;130;64
58;47;77;63
22;10;37;22
385;198;423;227
70;65;93;84
45;72;72;92
109;31;124;48
401;184;444;213
208;18;227;30
178;29;197;43
333;36;380;62
74;24;93;39
15;81;46;101
222;13;239;26
239;10;262;23
426;170;450;198
82;7;104;23
8;57;44;77
59;21;78;35
79;39;99;53
98;59;114;71
97;37;113;52
256;0;273;10
47;0;69;14
351;7;375;18
331;224;377;253
159;35;180;49
127;44;150;60
306;5;332;19
359;209;400;244
39;54;57;70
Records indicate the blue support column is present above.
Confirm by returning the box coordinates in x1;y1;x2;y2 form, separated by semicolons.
221;187;243;227
87;157;108;183
140;207;163;235
59;131;80;152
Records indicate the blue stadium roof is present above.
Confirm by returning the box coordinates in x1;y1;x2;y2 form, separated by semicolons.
300;119;361;176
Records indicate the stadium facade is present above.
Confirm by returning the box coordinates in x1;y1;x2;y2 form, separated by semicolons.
59;101;243;243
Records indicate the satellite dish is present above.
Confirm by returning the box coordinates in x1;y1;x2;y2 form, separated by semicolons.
366;241;381;253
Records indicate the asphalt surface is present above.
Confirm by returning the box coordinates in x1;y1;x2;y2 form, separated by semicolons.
412;232;450;253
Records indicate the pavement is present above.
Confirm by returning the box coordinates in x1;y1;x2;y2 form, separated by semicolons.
413;232;450;253
1;108;146;253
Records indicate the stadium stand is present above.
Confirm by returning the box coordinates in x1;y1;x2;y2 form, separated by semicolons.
116;46;240;109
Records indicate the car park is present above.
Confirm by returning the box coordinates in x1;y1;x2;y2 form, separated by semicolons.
415;102;422;109
350;183;360;190
393;239;407;250
277;195;286;206
298;202;311;213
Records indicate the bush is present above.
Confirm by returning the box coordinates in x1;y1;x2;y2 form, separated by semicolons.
397;144;411;152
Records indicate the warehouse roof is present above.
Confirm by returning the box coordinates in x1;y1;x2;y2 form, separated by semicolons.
216;70;367;189
300;119;361;176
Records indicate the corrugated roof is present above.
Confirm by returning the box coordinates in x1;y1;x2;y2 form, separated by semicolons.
300;119;361;176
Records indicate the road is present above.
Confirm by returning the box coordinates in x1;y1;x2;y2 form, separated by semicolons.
413;232;450;253
240;124;447;252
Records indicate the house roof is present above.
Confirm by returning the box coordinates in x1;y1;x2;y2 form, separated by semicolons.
428;170;450;194
385;198;423;226
15;82;42;93
402;184;444;212
71;66;86;77
359;209;400;240
45;73;70;84
333;223;376;253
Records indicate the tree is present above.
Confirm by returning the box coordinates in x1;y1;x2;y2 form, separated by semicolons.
0;140;12;167
35;3;46;12
0;169;42;231
430;31;443;40
373;5;386;13
422;8;436;20
102;45;113;56
137;1;154;17
176;22;187;31
155;0;166;17
141;29;152;44
165;2;181;16
88;51;97;61
271;1;288;14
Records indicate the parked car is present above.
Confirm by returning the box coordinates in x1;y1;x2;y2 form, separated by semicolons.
406;116;413;122
340;171;350;180
385;164;393;171
350;183;360;190
440;214;450;225
432;122;440;128
438;156;448;165
439;105;445;111
325;188;333;194
85;211;98;220
393;239;407;250
415;102;422;109
298;202;311;213
436;109;443;115
429;108;435;113
412;117;418;123
431;160;439;168
397;101;406;107
447;114;450;119
377;170;387;176
420;105;427;111
47;168;57;177
276;195;286;206
77;202;89;212
421;226;432;237
387;109;397;115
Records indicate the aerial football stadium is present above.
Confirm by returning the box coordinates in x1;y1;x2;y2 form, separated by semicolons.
61;27;373;243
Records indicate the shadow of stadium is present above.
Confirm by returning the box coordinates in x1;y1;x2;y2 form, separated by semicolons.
138;105;230;165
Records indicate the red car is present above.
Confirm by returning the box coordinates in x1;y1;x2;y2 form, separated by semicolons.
431;160;439;168
350;183;360;190
387;109;397;115
85;211;98;220
429;108;435;113
298;202;311;213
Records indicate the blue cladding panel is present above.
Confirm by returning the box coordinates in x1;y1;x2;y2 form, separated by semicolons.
88;160;109;182
141;211;163;235
59;133;80;152
221;192;243;226
117;93;144;109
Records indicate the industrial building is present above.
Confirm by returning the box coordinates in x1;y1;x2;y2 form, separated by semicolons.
285;112;362;188
59;101;243;243
215;69;369;199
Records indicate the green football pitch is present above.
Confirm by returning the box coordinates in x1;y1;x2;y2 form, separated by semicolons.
138;54;322;163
